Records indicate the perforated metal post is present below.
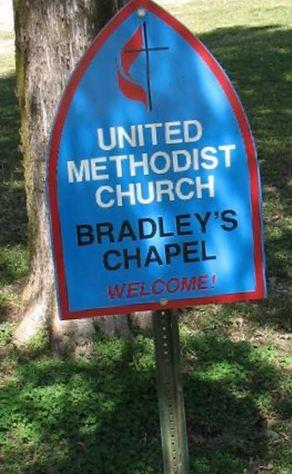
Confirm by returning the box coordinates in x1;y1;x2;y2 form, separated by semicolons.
153;310;190;474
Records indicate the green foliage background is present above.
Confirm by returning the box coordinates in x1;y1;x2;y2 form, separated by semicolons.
0;0;291;472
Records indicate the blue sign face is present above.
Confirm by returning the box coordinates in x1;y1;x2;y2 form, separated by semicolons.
48;0;266;320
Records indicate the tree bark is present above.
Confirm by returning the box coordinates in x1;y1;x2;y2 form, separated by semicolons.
12;0;146;348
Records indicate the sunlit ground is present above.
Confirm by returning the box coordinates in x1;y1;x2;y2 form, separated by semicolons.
0;1;291;473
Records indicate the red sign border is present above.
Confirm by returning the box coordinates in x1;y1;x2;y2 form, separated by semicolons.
48;0;266;320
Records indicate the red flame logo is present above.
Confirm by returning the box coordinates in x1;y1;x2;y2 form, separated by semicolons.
117;26;148;108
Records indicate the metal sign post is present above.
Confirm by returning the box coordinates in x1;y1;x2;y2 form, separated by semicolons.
47;1;266;472
153;310;190;474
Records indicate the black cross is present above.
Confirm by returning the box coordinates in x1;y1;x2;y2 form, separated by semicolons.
125;22;169;111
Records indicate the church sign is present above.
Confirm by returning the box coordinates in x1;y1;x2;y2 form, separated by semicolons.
48;0;266;320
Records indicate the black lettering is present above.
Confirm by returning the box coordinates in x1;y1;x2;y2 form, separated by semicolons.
118;220;137;242
165;243;181;264
158;216;175;237
194;212;212;233
201;241;216;260
138;218;157;239
145;246;163;266
103;250;121;270
176;214;192;236
96;222;114;244
76;224;94;246
123;248;141;269
221;209;238;231
183;241;200;262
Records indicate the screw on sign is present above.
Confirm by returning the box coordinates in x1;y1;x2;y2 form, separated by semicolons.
48;1;266;472
48;1;265;319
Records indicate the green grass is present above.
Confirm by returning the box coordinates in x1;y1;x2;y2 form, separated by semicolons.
0;1;291;473
0;30;28;318
0;324;291;473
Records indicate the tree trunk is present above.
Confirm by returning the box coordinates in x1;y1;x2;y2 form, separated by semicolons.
12;0;147;348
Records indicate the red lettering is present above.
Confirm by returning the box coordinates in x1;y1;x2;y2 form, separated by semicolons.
180;276;197;291
166;277;180;294
127;282;140;298
198;274;208;290
107;284;126;299
140;281;151;296
107;274;213;300
152;279;164;295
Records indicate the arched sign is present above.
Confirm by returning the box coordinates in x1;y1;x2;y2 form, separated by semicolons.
48;0;266;320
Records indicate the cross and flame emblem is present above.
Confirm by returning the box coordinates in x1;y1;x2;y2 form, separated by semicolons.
117;22;169;111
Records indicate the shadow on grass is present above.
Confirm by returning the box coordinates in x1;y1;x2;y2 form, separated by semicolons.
0;72;28;318
1;25;291;326
0;24;291;472
203;25;292;177
0;331;290;473
0;25;291;294
0;72;26;242
201;24;292;180
197;24;292;332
